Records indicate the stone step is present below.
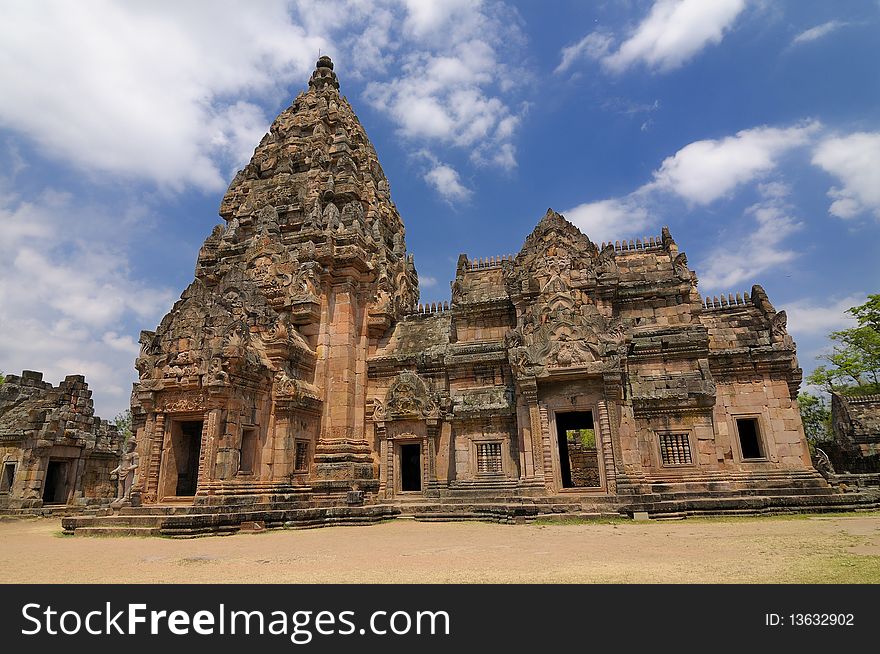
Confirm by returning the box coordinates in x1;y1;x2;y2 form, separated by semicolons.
72;526;163;537
65;515;165;528
620;492;880;517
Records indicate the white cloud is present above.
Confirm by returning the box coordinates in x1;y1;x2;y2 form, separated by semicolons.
0;187;174;417
791;20;847;46
424;163;472;203
362;2;526;176
0;2;526;201
555;32;614;74
782;295;861;337
646;122;820;204
418;275;438;289
811;132;880;220
400;0;481;41
0;1;328;191
562;197;652;244
698;182;802;289
592;0;746;74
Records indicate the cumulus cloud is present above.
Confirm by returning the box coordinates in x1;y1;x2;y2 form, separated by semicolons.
0;2;526;201
698;183;802;290
424;163;472;203
418;275;438;289
0;186;174;417
0;1;327;191
782;295;860;337
558;0;746;75
363;4;526;175
562;197;652;244
811;132;880;220
645;122;820;204
791;20;847;46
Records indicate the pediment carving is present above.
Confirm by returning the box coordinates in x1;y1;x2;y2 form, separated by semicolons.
376;371;441;421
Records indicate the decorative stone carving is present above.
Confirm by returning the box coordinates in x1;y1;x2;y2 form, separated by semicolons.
673;252;690;281
110;440;140;502
383;371;440;420
771;310;794;348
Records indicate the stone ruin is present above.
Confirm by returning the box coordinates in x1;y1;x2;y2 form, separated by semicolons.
63;56;878;536
0;371;122;511
813;393;880;485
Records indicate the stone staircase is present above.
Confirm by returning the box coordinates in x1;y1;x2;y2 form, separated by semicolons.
57;468;880;536
61;500;400;537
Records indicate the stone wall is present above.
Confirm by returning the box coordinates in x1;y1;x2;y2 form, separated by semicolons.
0;371;121;509
828;393;880;472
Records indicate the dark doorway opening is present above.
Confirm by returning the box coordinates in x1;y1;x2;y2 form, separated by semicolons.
1;463;15;493
239;428;257;474
42;460;69;504
400;443;422;492
556;411;601;488
736;418;764;460
175;420;203;496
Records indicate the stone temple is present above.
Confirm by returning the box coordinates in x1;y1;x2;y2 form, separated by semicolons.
63;56;872;535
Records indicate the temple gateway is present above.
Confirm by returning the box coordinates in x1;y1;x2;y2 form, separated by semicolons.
63;56;871;536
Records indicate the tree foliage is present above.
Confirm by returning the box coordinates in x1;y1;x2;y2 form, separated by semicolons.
797;393;831;444
806;294;880;396
113;409;132;443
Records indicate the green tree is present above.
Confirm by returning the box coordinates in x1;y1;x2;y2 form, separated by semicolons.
113;409;132;444
849;293;880;332
797;393;832;444
807;295;880;396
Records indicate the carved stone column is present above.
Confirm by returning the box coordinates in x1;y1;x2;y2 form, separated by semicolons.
196;409;222;494
520;377;546;483
142;413;165;503
424;419;440;497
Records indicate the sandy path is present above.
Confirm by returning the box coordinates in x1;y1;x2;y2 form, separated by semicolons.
1;515;879;583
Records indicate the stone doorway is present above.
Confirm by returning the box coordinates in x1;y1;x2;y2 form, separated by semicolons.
556;411;601;488
400;443;422;492
42;460;70;504
160;419;203;499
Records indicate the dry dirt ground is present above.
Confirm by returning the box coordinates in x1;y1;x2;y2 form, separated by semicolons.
2;513;879;583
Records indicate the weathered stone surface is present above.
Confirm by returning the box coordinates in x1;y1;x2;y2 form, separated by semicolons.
823;393;880;474
101;56;856;533
0;371;121;509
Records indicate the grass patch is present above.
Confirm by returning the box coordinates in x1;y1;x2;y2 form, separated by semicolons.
533;515;632;526
677;510;880;524
789;554;880;583
532;510;880;527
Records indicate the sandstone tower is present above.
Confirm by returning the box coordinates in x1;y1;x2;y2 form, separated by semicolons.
93;56;856;535
133;56;416;503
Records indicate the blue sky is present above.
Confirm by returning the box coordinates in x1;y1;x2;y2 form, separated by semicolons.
1;0;879;418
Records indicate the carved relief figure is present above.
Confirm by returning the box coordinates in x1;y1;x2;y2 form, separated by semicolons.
110;440;140;501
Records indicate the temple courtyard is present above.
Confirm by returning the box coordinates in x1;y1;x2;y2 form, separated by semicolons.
2;513;879;584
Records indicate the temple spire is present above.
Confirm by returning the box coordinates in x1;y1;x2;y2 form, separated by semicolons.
309;54;339;91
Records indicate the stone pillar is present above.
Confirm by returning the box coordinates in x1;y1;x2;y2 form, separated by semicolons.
518;377;546;483
144;413;165;503
537;405;555;490
196;409;221;494
596;399;617;494
424;420;440;497
313;274;378;493
324;278;359;440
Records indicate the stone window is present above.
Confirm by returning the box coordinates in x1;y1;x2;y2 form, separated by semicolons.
294;440;309;473
1;462;15;493
658;433;693;466
239;428;257;474
476;442;503;475
736;418;764;460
